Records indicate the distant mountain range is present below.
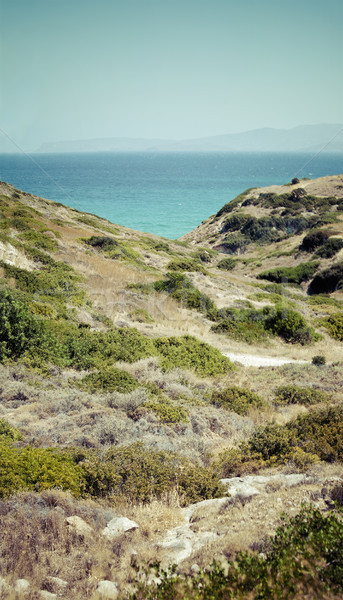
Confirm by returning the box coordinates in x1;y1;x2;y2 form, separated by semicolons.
37;124;343;153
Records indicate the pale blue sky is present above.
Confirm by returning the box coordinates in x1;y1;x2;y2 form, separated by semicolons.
1;0;342;151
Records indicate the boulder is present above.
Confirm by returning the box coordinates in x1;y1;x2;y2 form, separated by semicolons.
40;592;57;600
15;579;30;594
66;515;93;536
43;576;68;592
96;580;119;599
102;516;138;539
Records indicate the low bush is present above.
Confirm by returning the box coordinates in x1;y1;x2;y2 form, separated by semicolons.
0;419;23;441
308;262;343;294
247;423;296;461
288;404;343;462
258;261;319;285
0;259;85;308
166;258;206;273
212;304;316;345
143;398;189;423
84;235;141;262
317;312;343;341
211;386;267;415
215;190;253;217
84;443;226;504
153;273;216;315
315;237;343;258
0;289;60;363
0;444;83;498
312;354;326;366
274;385;329;405
190;249;216;263
20;230;57;252
79;367;139;393
220;233;249;253
300;230;329;251
262;305;317;344
216;257;238;271
221;213;249;233
154;335;234;376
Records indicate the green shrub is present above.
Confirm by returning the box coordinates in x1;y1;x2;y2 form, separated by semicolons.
59;325;158;370
0;419;23;441
308;294;343;308
287;404;343;462
315;238;343;258
0;444;83;498
308;262;343;294
84;235;118;250
263;305;316;344
190;249;215;263
247;423;296;461
218;233;249;254
221;213;249;233
85;235;141;262
211;386;266;415
274;385;329;406
212;317;268;343
317;312;343;341
300;230;329;251
0;289;59;362
143;398;189;423
98;443;225;505
20;230;57;252
0;260;85;308
215;190;254;217
79;367;139;393
312;354;326;366
153;273;216;315
216;257;238;271
154;335;233;376
258;261;319;285
166;258;206;273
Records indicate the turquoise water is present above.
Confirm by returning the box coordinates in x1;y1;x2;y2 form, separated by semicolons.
0;152;342;239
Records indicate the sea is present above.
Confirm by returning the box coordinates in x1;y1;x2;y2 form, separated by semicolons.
0;152;342;239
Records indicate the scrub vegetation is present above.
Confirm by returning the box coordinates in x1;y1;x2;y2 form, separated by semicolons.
0;178;342;599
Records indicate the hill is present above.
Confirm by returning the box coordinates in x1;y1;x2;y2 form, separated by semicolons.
0;176;342;599
37;123;343;153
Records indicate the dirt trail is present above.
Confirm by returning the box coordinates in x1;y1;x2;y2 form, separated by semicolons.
223;351;308;367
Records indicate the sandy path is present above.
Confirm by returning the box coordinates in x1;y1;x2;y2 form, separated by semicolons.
223;351;308;367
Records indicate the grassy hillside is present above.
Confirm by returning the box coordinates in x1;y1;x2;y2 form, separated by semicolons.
0;177;342;599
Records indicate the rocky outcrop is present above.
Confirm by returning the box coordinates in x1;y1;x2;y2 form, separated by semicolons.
102;516;139;539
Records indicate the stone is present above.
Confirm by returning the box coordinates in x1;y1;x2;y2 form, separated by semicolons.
40;592;57;600
102;516;139;539
0;577;9;594
15;579;30;594
44;576;68;591
96;580;119;599
66;515;93;536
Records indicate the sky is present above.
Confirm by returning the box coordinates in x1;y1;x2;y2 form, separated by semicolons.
1;0;343;151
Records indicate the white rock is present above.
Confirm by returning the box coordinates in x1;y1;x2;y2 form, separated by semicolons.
66;515;93;536
15;579;30;594
0;577;9;593
220;474;310;497
40;592;57;600
102;516;139;539
96;580;119;599
45;576;68;590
